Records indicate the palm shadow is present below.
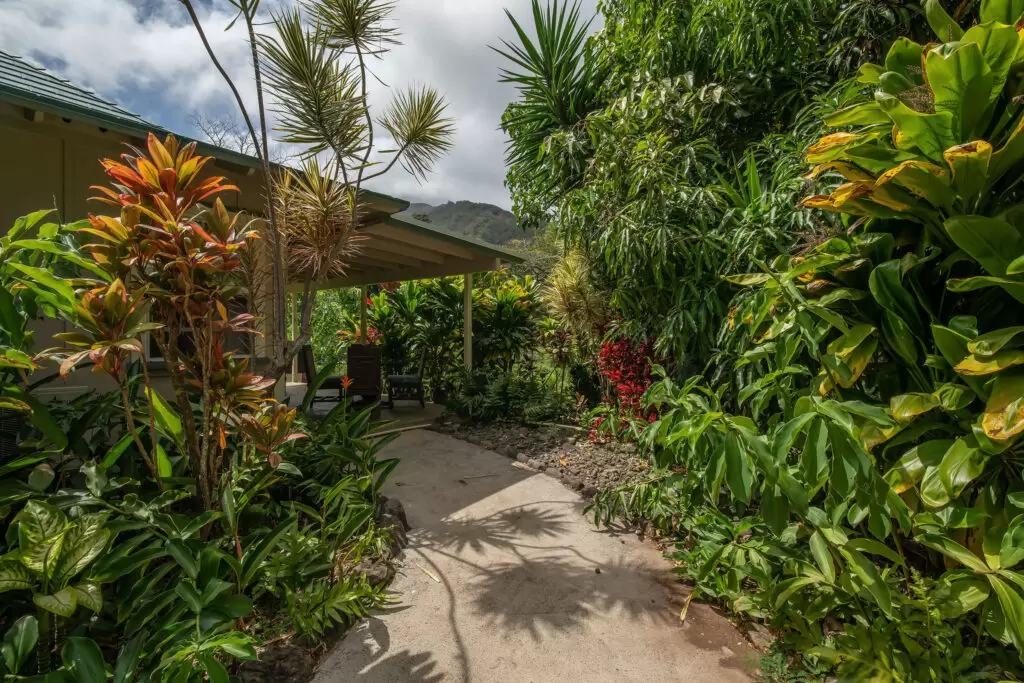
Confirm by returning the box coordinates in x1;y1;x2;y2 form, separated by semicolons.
467;554;678;641
415;503;575;554
314;617;445;683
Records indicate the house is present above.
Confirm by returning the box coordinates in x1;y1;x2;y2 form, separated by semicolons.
0;49;520;398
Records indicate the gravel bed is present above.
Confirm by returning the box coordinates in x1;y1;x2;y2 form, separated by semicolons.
430;420;650;497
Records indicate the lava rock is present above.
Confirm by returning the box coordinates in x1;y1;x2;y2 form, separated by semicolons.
380;496;410;531
353;556;396;587
238;641;314;683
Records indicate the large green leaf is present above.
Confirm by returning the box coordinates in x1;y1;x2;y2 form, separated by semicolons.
724;431;753;504
971;326;1024;355
71;582;103;612
988;575;1024;658
112;633;145;683
52;513;109;585
944;214;1024;303
962;22;1020;101
870;261;924;336
926;41;994;139
34;587;78;617
7;239;111;281
886;439;952;493
877;93;956;163
1;614;38;675
917;532;990;571
937;438;988;500
809;531;836;584
840;547;893;616
890;393;939;421
166;540;199;580
0;561;33;593
925;0;964;41
7;262;78;308
941;578;991;617
980;0;1024;23
61;637;106;683
144;386;183;449
801;418;829;491
1003;518;1024;568
16;500;68;575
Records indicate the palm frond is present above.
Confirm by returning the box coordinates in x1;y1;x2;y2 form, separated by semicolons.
493;0;598;214
260;8;367;158
376;86;456;181
308;0;400;56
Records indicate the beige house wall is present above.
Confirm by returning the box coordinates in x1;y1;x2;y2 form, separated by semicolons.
0;101;273;399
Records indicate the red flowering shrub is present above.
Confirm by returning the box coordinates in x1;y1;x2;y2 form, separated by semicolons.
596;337;653;411
592;337;657;442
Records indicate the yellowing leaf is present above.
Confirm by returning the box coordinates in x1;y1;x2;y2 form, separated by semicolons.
955;350;1024;375
982;371;1024;440
890;393;940;420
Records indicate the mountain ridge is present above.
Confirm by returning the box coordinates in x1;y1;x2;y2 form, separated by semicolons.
399;200;533;246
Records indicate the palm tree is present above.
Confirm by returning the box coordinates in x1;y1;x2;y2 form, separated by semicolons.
179;0;455;379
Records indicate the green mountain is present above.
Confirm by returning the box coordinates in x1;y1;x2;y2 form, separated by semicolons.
401;201;534;245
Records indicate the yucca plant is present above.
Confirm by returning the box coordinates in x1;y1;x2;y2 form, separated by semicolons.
180;0;455;379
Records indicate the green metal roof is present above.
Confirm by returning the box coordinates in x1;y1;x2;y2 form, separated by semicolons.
0;49;409;212
0;49;165;135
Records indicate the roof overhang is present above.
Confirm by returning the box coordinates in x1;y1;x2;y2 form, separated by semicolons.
287;214;525;291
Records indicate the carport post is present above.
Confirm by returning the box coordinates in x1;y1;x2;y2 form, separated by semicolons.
464;273;472;372
360;285;368;340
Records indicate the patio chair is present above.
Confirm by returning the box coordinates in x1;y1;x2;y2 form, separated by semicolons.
299;344;343;404
385;349;427;409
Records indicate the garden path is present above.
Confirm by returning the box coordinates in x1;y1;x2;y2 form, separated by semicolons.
312;430;756;682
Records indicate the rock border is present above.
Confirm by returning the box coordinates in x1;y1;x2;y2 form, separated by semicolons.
430;419;650;499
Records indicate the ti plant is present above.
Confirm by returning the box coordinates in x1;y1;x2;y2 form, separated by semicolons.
12;134;303;512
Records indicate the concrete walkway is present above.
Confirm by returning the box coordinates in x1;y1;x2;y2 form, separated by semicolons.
313;430;756;683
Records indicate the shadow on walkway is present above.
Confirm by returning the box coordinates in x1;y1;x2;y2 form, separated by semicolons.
313;430;756;683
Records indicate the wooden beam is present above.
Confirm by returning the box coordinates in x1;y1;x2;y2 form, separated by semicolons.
23;108;43;123
360;286;368;340
464;272;473;372
293;255;500;291
361;223;477;260
363;236;446;263
349;253;407;270
358;247;424;268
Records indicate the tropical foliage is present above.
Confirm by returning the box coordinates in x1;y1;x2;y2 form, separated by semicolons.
577;7;1024;679
180;0;455;380
0;138;398;680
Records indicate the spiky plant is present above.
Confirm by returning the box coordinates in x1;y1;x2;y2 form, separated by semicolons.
541;249;606;350
275;156;364;283
494;0;601;225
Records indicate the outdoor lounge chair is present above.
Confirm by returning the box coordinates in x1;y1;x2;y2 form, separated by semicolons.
299;344;343;404
385;349;426;409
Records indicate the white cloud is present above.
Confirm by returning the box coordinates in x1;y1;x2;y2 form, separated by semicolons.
0;0;601;210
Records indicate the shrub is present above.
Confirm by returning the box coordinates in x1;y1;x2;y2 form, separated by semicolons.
591;17;1024;680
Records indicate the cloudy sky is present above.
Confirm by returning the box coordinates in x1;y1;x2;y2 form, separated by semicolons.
0;0;600;210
